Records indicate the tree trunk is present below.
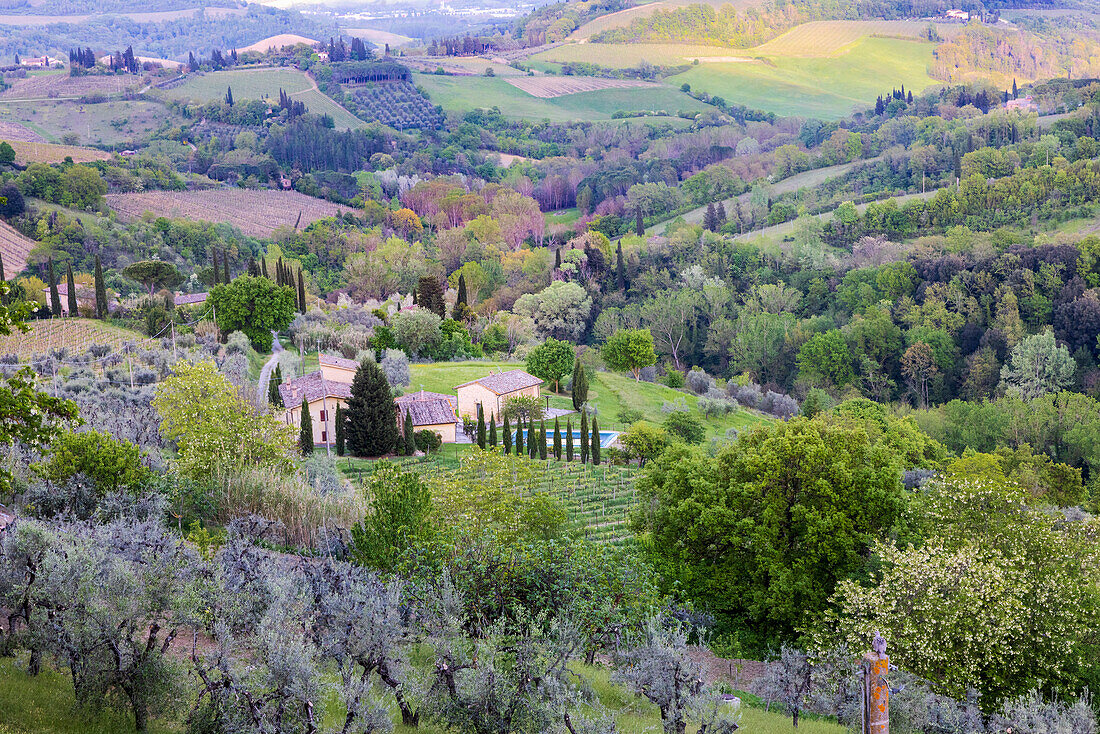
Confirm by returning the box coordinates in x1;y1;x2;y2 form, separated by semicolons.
792;705;800;729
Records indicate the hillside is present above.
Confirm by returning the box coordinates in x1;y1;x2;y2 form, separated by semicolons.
0;221;36;276
235;33;317;53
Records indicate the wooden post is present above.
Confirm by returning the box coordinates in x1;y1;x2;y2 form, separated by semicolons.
862;635;889;734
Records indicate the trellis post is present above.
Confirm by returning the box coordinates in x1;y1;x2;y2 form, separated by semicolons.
862;634;889;734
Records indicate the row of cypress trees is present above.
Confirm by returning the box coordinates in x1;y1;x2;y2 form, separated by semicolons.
476;404;602;464
34;255;108;319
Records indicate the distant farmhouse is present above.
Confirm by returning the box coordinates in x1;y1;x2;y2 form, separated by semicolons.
1005;95;1038;112
43;283;95;316
20;55;63;69
454;369;542;421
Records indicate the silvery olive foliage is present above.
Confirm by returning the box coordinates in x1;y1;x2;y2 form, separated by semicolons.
612;621;740;734
380;348;410;388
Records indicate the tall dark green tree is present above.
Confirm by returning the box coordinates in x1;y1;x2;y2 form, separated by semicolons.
503;414;512;454
297;269;307;313
572;362;589;411
514;418;523;456
403;407;416;455
634;210;644;236
566;418;574;462
94;255;106;319
346;359;398;457
539;419;548;460
703;202;718;231
225;86;234;106
580;411;589;464
476;404;486;449
616;242;627;290
417;276;445;318
65;263;77;317
268;364;283;406
222;251;230;284
528;415;537;459
553;418;562;460
455;273;469;320
0;252;5;306
489;415;497;447
299;398;313;455
261;258;269;280
335;404;345;456
47;258;61;317
591;415;601;466
212;250;221;286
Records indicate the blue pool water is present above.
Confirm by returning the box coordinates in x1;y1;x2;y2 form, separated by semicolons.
516;429;620;448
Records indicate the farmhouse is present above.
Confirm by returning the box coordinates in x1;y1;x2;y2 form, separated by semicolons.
44;283;95;315
1005;95;1038;112
454;369;542;421
395;390;459;443
279;370;351;447
318;353;359;383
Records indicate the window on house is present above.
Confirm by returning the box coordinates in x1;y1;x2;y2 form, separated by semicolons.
321;430;327;442
319;410;327;421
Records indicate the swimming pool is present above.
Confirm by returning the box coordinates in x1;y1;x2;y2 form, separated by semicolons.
517;429;620;448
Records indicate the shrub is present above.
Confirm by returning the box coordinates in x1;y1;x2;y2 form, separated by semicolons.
662;369;685;388
686;368;713;394
415;429;442;454
617;408;644;424
380;348;411;387
663;411;705;444
225;330;251;355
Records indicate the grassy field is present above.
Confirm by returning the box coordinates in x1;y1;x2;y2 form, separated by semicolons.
415;72;708;121
0;100;183;147
533;42;752;67
156;68;364;130
571;0;763;39
546;207;581;227
0;653;849;734
405;360;767;437
668;37;938;119
752;19;962;56
6;140;111;165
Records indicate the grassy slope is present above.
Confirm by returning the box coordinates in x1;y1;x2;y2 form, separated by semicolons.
0;655;849;734
0;100;181;146
155;68;364;130
408;361;767;436
414;73;708;122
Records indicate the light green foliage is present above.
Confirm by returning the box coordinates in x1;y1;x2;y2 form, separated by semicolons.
351;462;434;571
209;275;296;352
525;338;574;392
392;306;443;358
823;475;1100;708
121;260;184;296
636;417;907;649
1000;330;1075;400
619;421;670;466
662;411;705;445
602;328;657;380
797;330;853;388
60;164;107;209
33;429;149;495
514;281;592;341
153;360;296;478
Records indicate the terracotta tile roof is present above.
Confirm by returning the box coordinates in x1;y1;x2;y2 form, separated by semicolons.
396;390;457;410
454;369;542;395
278;371;352;407
397;397;457;427
174;292;208;306
319;353;360;371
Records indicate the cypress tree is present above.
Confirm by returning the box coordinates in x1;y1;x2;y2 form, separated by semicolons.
572;362;588;411
503;414;512;454
553;418;562;460
222;251;230;284
716;201;727;226
635;209;644;236
212;250;221;285
616;242;626;291
579;411;588;464
47;258;61;317
0;252;5;306
554;248;562;269
704;202;717;231
476;404;486;449
404;407;416;455
489;415;497;447
276;257;284;286
514;418;523;456
456;274;468;315
566;419;574;461
65;263;77;317
299;398;314;455
261;257;269;279
335;404;345;456
528;415;537;459
269;364;282;406
591;416;601;465
94;255;106;319
297;269;307;313
538;419;547;460
346;360;398;457
248;258;260;277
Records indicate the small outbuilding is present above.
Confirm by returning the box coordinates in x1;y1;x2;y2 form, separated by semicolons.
395;390;459;444
454;369;542;421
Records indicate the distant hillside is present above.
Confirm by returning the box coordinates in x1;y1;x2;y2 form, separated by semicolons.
0;0;238;13
236;33;316;53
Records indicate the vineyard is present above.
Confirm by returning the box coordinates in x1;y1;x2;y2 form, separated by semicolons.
0;318;149;361
349;452;642;545
0;220;37;275
347;81;444;129
505;76;658;98
0;121;43;143
106;189;358;237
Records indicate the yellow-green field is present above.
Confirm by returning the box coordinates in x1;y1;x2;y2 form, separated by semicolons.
155;68;364;130
571;0;764;40
414;72;708;122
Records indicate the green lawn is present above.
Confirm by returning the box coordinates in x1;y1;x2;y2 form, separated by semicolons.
414;73;708;122
667;37;937;119
0;654;848;734
155;68;364;130
407;360;768;437
545;207;581;227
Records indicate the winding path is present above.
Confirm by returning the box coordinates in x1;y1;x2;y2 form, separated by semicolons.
256;333;284;409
